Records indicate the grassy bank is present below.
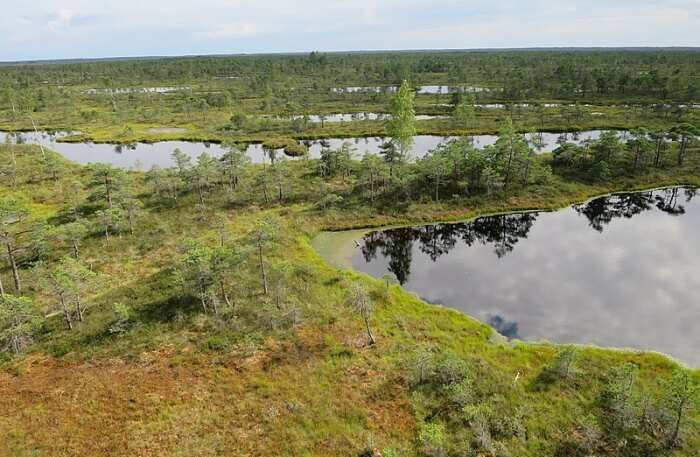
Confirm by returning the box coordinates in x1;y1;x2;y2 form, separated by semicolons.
313;165;700;231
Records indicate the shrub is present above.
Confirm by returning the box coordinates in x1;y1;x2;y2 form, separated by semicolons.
202;335;229;352
418;422;447;457
108;302;131;334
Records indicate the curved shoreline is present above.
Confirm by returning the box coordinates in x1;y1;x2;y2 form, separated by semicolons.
310;184;699;369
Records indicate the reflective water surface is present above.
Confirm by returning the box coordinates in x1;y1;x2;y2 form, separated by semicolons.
301;130;619;158
340;188;700;366
286;112;446;123
0;129;625;169
83;86;190;94
0;130;274;168
331;85;495;94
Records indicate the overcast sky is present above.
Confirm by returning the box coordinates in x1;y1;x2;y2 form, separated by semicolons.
2;0;699;61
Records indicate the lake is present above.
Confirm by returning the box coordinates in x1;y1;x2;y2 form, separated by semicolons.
314;187;700;366
0;130;272;168
301;130;619;157
83;86;191;95
331;85;496;94
433;103;700;110
284;113;446;123
0;129;623;169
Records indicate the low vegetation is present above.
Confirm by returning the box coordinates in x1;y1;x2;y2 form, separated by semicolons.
0;52;699;456
1;50;698;144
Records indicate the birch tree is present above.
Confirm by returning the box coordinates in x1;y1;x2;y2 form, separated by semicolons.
386;79;416;162
494;118;529;191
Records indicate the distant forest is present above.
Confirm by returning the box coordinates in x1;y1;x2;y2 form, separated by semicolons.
1;49;699;102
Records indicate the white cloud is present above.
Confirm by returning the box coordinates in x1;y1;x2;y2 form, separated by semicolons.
194;23;263;40
0;0;698;60
47;10;77;30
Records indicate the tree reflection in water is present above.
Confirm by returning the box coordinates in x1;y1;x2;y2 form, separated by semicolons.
573;187;697;231
361;213;538;284
654;187;697;215
360;187;697;286
351;187;699;351
573;191;654;232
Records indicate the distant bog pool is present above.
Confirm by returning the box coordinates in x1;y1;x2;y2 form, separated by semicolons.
0;129;624;170
314;187;700;366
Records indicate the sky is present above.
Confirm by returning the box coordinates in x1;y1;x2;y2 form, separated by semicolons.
2;0;699;62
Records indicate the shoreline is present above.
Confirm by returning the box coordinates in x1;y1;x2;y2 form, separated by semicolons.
309;184;699;370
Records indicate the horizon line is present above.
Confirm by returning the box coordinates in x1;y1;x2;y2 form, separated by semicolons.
2;46;700;66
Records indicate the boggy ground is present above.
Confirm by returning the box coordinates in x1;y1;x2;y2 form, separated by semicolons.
0;143;698;456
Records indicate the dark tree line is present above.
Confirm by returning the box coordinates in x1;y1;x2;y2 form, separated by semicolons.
2;49;698;103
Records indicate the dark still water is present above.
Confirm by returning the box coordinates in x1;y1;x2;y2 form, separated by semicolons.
347;188;700;365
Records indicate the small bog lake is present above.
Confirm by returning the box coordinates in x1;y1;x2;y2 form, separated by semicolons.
314;187;700;366
0;129;623;169
83;86;190;95
331;85;495;94
286;112;446;123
